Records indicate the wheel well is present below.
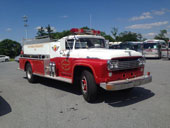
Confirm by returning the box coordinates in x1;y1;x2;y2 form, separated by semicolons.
73;66;94;84
24;61;30;71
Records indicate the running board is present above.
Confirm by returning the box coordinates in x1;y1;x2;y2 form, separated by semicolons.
34;73;72;84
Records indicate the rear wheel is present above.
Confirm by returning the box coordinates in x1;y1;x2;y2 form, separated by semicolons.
26;63;37;83
80;70;97;103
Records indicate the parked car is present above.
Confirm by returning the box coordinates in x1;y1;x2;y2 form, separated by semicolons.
0;55;10;62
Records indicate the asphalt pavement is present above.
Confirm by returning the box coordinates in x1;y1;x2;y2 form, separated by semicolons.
0;60;170;128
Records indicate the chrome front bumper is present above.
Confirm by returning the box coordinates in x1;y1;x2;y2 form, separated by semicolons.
100;75;152;91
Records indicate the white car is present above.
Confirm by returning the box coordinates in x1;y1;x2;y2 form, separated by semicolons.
0;55;10;62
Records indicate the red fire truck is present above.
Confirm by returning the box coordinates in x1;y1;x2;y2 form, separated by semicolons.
19;28;152;102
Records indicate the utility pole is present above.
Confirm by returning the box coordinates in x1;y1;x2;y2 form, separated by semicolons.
22;15;28;39
89;14;92;29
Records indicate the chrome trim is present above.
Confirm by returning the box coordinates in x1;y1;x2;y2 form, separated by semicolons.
100;75;152;91
108;59;144;71
34;73;72;84
20;54;50;60
18;67;72;83
20;57;50;60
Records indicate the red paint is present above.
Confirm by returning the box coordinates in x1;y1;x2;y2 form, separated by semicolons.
51;56;144;84
147;72;150;76
161;49;170;51
20;56;144;85
19;58;44;75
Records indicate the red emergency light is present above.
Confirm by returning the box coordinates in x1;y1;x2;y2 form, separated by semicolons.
92;30;100;35
70;28;84;34
70;28;100;35
20;50;24;55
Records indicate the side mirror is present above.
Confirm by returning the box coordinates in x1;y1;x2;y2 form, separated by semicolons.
105;40;109;49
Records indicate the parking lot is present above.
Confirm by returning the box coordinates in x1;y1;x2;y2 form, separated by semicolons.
0;60;170;128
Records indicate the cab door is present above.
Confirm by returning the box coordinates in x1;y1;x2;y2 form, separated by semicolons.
59;39;74;78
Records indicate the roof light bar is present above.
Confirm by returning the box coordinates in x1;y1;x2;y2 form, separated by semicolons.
70;28;100;35
70;28;84;34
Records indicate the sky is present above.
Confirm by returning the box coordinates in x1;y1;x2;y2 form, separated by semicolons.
0;0;170;42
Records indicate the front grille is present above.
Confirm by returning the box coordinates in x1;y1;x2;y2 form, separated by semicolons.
110;57;142;71
117;60;139;70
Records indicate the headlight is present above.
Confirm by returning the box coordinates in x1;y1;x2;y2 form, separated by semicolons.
138;57;145;66
107;60;119;70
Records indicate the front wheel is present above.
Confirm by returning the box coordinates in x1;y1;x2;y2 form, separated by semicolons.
80;70;97;103
26;63;37;83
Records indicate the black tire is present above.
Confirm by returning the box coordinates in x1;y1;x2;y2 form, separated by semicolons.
5;59;8;62
26;63;36;83
80;70;97;103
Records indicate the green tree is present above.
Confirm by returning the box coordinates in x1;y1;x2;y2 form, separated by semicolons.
118;31;143;42
51;30;71;39
154;29;169;42
111;27;119;41
0;39;21;58
103;35;114;42
81;26;90;30
36;26;114;42
36;26;46;37
46;24;54;38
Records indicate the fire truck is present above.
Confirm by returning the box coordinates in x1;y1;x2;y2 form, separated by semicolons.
19;28;152;102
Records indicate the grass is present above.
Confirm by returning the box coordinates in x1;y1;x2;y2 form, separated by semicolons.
10;58;15;61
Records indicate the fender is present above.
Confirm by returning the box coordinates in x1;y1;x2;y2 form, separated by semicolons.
24;59;34;73
72;62;98;83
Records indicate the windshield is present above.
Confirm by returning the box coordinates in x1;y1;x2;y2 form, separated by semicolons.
119;43;134;50
143;43;157;49
75;38;105;49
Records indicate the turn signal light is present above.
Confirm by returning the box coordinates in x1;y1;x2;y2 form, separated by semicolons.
147;72;150;76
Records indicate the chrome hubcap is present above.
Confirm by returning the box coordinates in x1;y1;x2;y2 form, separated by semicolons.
27;70;31;79
81;76;87;94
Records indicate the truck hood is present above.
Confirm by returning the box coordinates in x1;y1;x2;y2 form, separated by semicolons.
69;48;142;59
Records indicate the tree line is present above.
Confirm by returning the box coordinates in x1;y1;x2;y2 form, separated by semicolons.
0;39;21;58
36;25;169;42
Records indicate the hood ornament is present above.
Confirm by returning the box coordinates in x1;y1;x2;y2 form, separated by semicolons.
125;51;132;56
